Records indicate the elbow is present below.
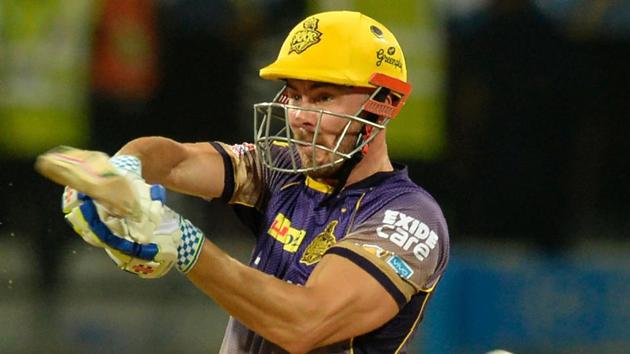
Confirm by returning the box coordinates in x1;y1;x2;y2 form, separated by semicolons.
270;319;323;354
263;292;338;353
276;335;316;354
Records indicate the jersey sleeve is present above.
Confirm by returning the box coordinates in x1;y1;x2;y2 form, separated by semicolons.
210;142;265;209
326;192;449;308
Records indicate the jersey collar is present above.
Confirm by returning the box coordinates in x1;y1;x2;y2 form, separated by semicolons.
304;176;335;194
343;162;408;191
304;163;408;195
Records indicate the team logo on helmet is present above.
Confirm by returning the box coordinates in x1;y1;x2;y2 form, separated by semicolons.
288;17;322;55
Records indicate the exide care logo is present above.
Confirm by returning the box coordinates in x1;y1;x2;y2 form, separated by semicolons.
376;210;438;262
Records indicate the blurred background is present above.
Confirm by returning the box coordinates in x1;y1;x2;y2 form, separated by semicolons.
0;0;628;353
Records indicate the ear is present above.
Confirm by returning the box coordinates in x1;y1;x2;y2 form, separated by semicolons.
376;94;395;124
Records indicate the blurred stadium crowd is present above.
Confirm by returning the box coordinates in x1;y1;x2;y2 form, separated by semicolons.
0;0;628;353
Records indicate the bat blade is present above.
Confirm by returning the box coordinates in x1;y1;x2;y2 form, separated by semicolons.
34;145;140;219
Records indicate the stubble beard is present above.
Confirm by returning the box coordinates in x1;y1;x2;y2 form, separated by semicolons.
296;134;357;180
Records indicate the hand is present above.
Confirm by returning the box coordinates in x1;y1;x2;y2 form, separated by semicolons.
66;192;205;277
64;185;182;278
62;154;166;244
59;153;205;277
36;146;143;219
107;155;206;274
60;154;178;278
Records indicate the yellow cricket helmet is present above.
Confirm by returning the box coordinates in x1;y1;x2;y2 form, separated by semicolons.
260;11;407;89
254;11;412;175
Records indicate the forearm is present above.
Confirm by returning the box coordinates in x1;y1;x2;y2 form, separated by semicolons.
117;137;225;199
187;241;324;353
117;137;188;185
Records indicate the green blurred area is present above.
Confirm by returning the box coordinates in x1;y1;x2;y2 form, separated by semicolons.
0;0;446;160
312;0;446;160
0;0;93;158
0;109;88;156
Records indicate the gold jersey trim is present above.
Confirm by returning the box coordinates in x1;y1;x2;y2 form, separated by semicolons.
394;291;433;354
330;242;416;302
304;176;334;194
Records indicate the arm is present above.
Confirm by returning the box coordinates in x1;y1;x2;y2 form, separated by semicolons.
117;136;225;199
187;241;399;354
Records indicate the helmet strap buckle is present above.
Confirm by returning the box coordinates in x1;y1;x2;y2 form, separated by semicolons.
361;125;374;156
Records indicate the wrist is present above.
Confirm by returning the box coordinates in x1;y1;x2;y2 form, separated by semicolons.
176;216;205;273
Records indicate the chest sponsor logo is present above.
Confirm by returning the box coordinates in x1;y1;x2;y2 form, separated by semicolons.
268;213;306;253
300;220;338;265
376;210;439;262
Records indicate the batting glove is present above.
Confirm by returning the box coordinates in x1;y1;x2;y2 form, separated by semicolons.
62;155;205;277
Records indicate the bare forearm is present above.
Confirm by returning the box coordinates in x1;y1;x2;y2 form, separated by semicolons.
117;137;187;185
116;136;225;199
187;241;321;352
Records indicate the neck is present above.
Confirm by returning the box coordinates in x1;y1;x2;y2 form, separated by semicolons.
344;135;392;186
310;134;392;189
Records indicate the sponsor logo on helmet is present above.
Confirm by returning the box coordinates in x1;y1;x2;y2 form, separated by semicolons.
376;47;403;71
289;17;322;55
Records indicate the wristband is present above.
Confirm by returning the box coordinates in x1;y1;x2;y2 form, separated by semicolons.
177;217;205;273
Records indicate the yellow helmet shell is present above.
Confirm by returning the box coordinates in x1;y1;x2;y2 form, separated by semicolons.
260;11;407;88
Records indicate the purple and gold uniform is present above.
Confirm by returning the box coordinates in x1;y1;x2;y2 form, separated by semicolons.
212;142;450;354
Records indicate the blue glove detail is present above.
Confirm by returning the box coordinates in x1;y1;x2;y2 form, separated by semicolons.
79;197;160;261
150;184;166;204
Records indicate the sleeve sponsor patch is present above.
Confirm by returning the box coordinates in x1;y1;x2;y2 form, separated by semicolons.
229;143;256;157
359;243;414;280
376;210;439;262
386;255;414;279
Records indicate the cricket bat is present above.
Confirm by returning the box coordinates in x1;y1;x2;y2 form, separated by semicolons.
34;145;141;219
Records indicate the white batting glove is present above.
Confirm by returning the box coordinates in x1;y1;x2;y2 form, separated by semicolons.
63;186;177;278
64;191;205;277
62;155;164;244
62;155;205;277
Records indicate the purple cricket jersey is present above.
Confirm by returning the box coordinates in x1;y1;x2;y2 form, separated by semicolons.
211;142;449;354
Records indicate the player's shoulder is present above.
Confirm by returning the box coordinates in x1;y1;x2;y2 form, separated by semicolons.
351;163;445;222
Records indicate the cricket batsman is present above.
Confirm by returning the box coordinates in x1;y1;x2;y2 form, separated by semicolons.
37;11;449;353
